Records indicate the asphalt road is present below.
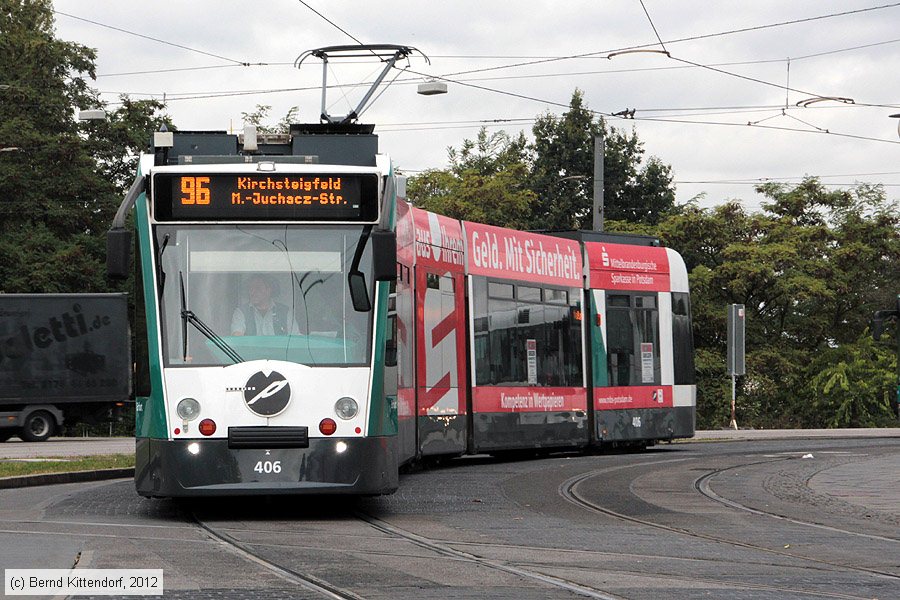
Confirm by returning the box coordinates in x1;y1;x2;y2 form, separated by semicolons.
1;436;898;599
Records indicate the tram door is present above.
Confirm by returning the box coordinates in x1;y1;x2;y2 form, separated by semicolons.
415;268;467;456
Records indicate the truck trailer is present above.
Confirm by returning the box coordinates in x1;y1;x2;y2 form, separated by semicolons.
0;294;130;441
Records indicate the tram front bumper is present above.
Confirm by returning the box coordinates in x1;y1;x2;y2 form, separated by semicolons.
135;436;399;497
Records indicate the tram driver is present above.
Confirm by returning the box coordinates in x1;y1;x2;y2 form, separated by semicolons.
231;275;300;336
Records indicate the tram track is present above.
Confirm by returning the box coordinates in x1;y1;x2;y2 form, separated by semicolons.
181;447;897;599
202;522;859;582
424;538;854;575
508;560;882;600
381;535;882;600
192;513;364;600
196;508;627;599
559;458;900;586
354;509;627;600
196;505;888;600
694;463;900;543
7;441;895;598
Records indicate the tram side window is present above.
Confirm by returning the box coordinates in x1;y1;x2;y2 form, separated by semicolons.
606;293;661;386
385;280;397;367
472;278;491;385
473;278;583;387
488;293;521;384
672;292;695;384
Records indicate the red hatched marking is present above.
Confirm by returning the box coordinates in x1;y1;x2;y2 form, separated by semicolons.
419;372;453;414
430;310;457;347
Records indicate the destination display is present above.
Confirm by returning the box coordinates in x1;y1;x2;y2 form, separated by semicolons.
152;173;379;221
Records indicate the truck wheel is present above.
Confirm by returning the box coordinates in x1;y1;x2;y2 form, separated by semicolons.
21;411;55;442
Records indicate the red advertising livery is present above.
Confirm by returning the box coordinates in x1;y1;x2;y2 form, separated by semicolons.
394;201;694;463
587;242;670;292
584;239;695;443
462;222;588;451
466;222;582;287
394;205;468;456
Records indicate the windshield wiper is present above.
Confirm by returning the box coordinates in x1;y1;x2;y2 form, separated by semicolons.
179;271;244;364
157;233;170;291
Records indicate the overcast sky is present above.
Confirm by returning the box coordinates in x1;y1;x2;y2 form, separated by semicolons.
52;1;900;211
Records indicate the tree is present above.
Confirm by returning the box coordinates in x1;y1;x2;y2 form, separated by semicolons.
529;89;675;229
1;0;100;239
241;104;300;134
407;91;676;231
652;178;899;428
806;334;897;428
407;128;536;229
82;96;171;195
0;0;170;293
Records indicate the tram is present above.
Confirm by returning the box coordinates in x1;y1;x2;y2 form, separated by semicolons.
393;204;695;464
106;45;694;497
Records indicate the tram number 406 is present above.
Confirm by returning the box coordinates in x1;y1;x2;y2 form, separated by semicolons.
253;460;282;474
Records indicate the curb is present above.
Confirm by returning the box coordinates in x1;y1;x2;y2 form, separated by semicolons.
689;429;900;442
0;468;134;490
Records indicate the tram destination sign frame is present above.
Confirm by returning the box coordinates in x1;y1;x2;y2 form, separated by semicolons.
152;172;379;222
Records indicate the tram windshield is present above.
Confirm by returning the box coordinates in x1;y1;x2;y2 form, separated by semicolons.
155;225;373;367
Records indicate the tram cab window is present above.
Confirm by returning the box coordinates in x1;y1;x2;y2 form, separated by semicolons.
155;225;373;367
472;278;583;387
606;293;660;386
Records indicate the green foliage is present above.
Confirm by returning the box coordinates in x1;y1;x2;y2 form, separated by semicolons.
407;90;676;230
529;90;675;229
81;96;172;195
806;334;897;427
0;0;169;294
653;179;899;428
407;129;536;228
241;104;299;134
694;347;730;429
0;454;134;478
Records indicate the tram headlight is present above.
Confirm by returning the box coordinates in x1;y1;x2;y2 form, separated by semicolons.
334;397;358;420
177;398;201;421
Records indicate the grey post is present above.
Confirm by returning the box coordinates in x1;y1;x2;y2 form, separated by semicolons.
727;304;746;429
592;132;604;231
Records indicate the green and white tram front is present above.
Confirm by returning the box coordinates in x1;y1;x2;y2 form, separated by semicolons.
134;165;399;497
